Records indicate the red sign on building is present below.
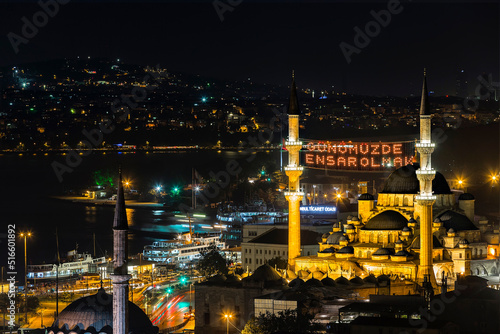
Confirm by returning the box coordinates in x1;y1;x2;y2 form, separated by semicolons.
302;141;414;171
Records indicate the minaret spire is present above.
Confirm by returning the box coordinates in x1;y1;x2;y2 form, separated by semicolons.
284;74;304;270
112;169;130;334
288;72;300;116
415;70;437;290
420;68;430;116
113;171;128;230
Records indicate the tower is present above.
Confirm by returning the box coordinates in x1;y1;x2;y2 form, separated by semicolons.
112;172;130;334
415;69;438;289
284;72;304;269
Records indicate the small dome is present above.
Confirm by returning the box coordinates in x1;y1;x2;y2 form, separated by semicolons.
434;218;441;223
459;239;469;245
437;210;478;231
347;215;353;220
304;277;324;287
249;264;283;282
349;276;364;285
359;193;375;200
351;216;359;221
326;232;347;245
408;218;417;224
335;276;351;285
393;250;411;257
337;246;354;254
459;193;475;200
373;248;393;256
284;269;297;280
448;228;455;233
377;274;391;283
288;278;304;288
346;224;355;230
402;226;411;232
321;276;336;286
311;270;325;280
363;210;408;230
363;274;378;284
298;269;310;279
321;247;336;253
395;239;404;244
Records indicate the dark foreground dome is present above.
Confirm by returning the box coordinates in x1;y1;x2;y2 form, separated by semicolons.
362;210;408;230
49;288;158;334
381;164;451;194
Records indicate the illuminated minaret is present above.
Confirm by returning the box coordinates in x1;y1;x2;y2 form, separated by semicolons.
112;171;130;334
284;72;304;269
415;70;437;289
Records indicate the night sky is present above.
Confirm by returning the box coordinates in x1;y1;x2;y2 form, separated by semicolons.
0;0;498;96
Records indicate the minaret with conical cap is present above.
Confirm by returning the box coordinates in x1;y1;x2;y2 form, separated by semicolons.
284;72;304;270
415;69;437;289
112;171;130;334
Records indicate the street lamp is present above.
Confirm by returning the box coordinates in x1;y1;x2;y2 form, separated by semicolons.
224;313;233;334
20;232;31;325
313;185;316;205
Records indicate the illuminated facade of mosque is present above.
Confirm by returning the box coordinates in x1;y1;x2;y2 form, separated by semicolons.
286;73;500;290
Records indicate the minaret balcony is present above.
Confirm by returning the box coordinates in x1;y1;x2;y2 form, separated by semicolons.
285;140;303;147
284;166;304;171
416;142;435;148
416;169;436;175
415;194;436;201
284;191;305;197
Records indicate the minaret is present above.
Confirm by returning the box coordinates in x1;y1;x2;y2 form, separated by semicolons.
112;171;130;334
415;69;438;289
284;72;304;270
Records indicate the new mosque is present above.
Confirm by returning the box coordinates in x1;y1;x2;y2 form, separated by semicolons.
285;72;500;291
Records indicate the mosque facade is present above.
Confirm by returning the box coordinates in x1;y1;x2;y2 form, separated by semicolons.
289;73;499;289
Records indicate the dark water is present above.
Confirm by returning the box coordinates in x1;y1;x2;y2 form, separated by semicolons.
0;150;280;269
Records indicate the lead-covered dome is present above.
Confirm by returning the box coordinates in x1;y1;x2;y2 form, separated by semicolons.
49;288;158;334
362;210;408;230
380;164;451;194
437;210;478;231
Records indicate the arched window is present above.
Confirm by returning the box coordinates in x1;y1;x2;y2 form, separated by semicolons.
367;251;371;258
479;249;483;257
403;197;409;206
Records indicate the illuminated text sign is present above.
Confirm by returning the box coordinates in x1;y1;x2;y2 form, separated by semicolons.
300;205;337;214
303;141;414;171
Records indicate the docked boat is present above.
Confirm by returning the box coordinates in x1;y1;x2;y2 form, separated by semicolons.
27;252;106;280
143;232;225;265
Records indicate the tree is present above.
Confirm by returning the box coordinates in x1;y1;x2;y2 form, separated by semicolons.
267;256;287;270
242;309;321;334
197;244;228;277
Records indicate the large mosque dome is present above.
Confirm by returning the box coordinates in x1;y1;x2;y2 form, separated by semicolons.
48;288;158;334
380;163;451;194
362;210;408;230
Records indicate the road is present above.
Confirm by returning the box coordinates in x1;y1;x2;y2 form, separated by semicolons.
150;290;194;330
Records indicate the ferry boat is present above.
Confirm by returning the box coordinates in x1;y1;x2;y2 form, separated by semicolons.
143;232;225;264
27;252;106;280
